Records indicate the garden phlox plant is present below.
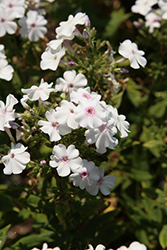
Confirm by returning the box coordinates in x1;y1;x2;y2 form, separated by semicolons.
0;3;151;249
0;9;133;197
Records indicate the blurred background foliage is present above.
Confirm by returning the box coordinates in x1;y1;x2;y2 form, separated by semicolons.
0;0;167;249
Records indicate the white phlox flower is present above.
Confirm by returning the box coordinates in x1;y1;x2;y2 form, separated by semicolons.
47;38;64;51
117;241;147;250
108;106;130;138
54;100;79;129
145;11;162;33
38;109;71;142
18;10;47;41
40;46;66;71
85;108;118;154
55;70;87;94
86;167;116;196
2;142;30;175
70;87;101;104
158;0;167;19
0;94;18;131
31;242;61;250
49;144;82;177
118;39;147;69
0;59;14;81
69;159;100;190
131;0;158;16
86;244;106;250
74;99;106;129
21;78;55;101
56;12;86;39
0;7;17;37
0;0;26;19
0;44;6;59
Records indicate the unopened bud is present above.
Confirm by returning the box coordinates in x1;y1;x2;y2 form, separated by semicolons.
85;15;90;26
67;61;75;66
83;29;89;40
40;160;47;166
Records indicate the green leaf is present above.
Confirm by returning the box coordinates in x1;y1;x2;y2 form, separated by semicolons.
111;91;123;108
149;99;167;118
159;225;167;248
103;8;131;38
26;195;41;208
4;230;54;250
128;169;153;181
126;78;143;107
0;224;11;249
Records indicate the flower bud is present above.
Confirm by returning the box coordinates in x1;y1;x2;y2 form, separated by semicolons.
83;29;89;40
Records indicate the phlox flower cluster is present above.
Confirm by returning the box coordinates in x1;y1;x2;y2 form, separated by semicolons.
31;241;147;250
131;0;167;33
0;0;49;40
0;11;133;199
40;12;87;71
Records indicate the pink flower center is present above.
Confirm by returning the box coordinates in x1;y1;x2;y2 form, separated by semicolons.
82;93;91;99
61;155;70;164
10;153;15;159
96;177;104;186
70;109;74;113
37;87;43;90
0;18;5;23
80;170;89;179
31;23;36;28
8;3;14;8
1;107;7;117
51;121;59;129
99;123;108;133
85;106;96;116
69;83;74;88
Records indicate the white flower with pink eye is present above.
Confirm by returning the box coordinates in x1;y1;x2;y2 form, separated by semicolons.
49;144;82;177
118;39;147;69
21;78;55;101
0;7;17;37
18;10;47;41
38;109;71;142
145;11;161;33
85;108;118;154
2;142;30;175
69;159;100;190
40;46;66;71
0;94;18;131
55;70;87;94
131;0;158;16
74;99;106;129
0;59;14;81
0;0;26;19
70;87;101;104
54;100;79;129
86;167;116;196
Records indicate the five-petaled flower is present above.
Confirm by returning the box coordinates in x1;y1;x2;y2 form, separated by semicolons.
118;39;147;69
49;144;82;177
2;142;30;175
